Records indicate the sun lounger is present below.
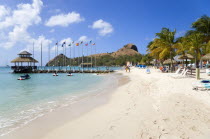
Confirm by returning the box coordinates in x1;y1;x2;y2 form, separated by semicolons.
170;68;185;77
206;69;210;76
171;69;188;78
168;68;181;77
192;80;210;90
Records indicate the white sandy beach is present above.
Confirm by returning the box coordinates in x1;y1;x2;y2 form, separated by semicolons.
3;67;210;139
38;68;210;139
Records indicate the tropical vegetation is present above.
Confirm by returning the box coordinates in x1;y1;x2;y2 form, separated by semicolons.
147;15;210;79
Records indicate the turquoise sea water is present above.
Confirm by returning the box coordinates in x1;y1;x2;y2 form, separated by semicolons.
0;67;120;136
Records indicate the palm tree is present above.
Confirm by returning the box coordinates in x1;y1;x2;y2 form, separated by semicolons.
148;28;176;70
185;32;204;79
192;15;210;55
173;37;190;67
192;15;210;40
174;37;189;55
140;54;153;65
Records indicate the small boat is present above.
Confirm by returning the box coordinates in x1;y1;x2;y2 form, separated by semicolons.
67;73;73;76
18;74;31;80
53;73;58;76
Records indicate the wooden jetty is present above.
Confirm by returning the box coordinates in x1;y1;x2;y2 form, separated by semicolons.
32;70;114;74
11;51;115;74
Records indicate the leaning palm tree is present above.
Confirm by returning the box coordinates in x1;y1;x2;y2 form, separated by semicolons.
185;32;205;79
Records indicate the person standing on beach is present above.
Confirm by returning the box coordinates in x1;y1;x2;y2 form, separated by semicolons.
125;66;128;72
128;66;130;72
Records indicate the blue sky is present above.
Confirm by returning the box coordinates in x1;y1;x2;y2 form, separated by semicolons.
0;0;210;66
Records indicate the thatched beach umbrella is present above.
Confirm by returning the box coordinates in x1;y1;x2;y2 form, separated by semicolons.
178;54;194;67
163;59;176;64
201;53;210;60
150;61;155;64
178;54;194;59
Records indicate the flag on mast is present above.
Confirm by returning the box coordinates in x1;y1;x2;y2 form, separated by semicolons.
62;42;66;47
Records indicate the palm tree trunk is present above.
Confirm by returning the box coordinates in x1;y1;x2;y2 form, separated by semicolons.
170;51;173;72
195;56;200;80
185;58;187;67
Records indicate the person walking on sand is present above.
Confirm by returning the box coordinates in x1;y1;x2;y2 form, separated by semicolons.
125;66;128;72
128;66;130;72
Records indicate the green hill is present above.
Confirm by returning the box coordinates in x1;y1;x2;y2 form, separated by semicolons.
46;44;142;66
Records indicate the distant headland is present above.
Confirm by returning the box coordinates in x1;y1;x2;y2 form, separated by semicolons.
46;43;142;66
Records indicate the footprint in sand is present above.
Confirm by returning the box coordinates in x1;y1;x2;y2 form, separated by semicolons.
109;125;115;130
162;118;170;122
190;126;198;131
153;120;157;124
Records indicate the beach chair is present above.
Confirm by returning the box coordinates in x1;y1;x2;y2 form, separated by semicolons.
168;68;181;77
206;69;210;76
170;68;185;77
192;80;210;90
171;69;188;78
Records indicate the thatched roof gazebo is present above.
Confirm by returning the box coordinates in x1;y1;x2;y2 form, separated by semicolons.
178;54;194;60
11;51;38;73
11;57;38;63
201;53;210;60
163;59;176;64
178;54;194;67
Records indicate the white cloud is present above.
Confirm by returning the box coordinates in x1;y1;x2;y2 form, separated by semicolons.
12;35;52;53
30;36;52;51
0;0;42;30
78;36;90;42
0;5;10;20
0;0;44;49
45;12;84;27
90;19;113;36
59;37;73;45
